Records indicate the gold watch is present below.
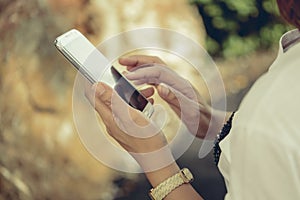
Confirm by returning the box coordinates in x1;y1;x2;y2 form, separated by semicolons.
149;168;194;200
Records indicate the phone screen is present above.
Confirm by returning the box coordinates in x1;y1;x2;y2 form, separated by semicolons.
110;67;148;111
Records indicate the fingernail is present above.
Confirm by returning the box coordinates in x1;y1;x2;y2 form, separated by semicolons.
119;57;126;61
119;57;134;63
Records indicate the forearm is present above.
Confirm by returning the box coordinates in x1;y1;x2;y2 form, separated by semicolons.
145;162;203;200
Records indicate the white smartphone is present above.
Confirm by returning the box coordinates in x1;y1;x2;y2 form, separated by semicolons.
54;29;154;118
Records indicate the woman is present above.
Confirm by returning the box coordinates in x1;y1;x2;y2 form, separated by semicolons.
85;0;300;199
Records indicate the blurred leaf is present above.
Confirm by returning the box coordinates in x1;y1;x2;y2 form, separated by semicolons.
206;36;221;54
204;4;223;17
224;0;257;17
223;34;259;57
260;23;287;46
263;0;280;15
191;0;290;58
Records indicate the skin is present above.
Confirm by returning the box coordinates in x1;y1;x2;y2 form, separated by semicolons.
84;1;299;198
120;55;231;139
84;55;230;199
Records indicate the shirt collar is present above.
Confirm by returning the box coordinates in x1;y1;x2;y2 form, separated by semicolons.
270;29;300;71
280;29;300;53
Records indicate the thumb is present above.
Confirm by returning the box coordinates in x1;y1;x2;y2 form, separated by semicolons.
157;83;175;102
157;84;181;114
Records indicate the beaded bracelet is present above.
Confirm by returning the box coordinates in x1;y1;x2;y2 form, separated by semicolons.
213;112;235;165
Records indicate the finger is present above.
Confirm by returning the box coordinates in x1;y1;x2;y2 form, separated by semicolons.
140;87;155;98
118;57;138;67
157;83;201;135
87;82;115;125
110;88;151;128
119;55;165;70
90;83;140;136
156;84;181;116
125;66;162;85
148;98;154;105
126;65;185;91
128;65;199;102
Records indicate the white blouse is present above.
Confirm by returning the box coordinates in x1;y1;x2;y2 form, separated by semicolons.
219;29;300;200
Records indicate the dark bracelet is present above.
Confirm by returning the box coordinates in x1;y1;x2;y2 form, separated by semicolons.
213;112;235;165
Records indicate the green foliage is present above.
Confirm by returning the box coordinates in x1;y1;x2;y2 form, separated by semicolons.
190;0;291;58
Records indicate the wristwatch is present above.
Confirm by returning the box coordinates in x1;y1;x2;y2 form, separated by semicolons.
149;168;194;200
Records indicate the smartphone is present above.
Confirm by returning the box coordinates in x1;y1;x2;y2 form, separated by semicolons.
54;29;154;118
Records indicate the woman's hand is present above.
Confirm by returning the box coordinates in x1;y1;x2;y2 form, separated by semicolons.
85;82;166;152
119;55;222;139
84;68;204;200
84;81;175;171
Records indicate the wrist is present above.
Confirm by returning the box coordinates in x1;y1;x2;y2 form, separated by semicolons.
145;162;180;187
147;165;195;200
199;108;229;140
130;145;176;173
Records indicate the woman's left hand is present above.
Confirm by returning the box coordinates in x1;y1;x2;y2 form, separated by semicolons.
84;82;169;154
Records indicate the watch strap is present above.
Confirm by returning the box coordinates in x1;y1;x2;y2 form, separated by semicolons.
149;168;193;200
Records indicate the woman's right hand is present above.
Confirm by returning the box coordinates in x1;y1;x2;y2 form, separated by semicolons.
119;55;224;139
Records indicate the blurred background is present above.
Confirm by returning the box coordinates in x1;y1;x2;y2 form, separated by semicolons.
0;0;292;199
